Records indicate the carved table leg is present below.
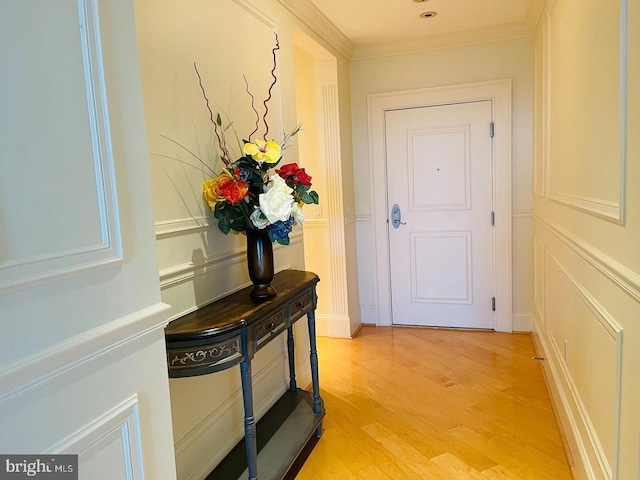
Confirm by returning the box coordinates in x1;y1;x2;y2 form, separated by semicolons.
240;359;258;480
307;309;324;437
287;325;297;392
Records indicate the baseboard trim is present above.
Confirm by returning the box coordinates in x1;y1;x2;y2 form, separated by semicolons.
313;311;360;338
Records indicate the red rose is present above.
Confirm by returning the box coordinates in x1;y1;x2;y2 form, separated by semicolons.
276;163;312;186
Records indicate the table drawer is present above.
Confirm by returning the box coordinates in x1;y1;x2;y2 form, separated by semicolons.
166;333;243;378
255;309;287;349
289;290;314;321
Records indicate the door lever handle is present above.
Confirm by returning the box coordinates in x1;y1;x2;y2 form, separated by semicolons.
391;204;406;229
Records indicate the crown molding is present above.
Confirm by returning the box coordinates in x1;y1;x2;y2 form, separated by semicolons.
525;0;546;33
276;0;354;60
352;22;532;61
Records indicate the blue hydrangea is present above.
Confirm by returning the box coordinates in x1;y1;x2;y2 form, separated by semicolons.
238;167;251;181
268;218;293;244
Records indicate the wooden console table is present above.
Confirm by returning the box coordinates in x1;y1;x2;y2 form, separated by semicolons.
165;270;324;480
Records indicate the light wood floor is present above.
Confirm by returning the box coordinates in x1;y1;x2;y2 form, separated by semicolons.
295;326;574;480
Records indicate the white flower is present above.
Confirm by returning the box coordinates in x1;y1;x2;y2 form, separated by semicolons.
250;206;269;229
291;202;305;226
259;175;294;224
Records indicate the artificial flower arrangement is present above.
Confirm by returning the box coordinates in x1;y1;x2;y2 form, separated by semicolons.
197;36;318;245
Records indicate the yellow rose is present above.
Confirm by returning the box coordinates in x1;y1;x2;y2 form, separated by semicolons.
203;178;223;209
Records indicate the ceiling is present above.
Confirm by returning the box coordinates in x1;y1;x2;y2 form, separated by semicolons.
307;0;542;58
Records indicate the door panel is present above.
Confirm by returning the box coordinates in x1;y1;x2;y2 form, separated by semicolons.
409;126;470;209
386;101;494;329
412;231;472;303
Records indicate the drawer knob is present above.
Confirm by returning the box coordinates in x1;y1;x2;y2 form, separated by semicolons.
268;321;276;330
296;301;305;308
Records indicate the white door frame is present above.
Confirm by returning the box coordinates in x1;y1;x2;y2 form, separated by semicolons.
367;79;513;332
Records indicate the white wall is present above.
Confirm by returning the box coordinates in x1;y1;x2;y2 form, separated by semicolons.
0;0;176;478
134;0;357;477
532;0;640;478
350;38;534;328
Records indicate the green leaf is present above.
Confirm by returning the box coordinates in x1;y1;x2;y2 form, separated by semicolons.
230;218;247;231
300;192;314;204
227;205;244;220
216;113;222;126
309;190;319;204
277;236;290;246
295;184;309;196
262;158;281;172
218;217;231;234
214;203;226;219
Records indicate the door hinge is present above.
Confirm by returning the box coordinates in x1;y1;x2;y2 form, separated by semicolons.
492;297;496;311
490;122;495;137
491;211;495;226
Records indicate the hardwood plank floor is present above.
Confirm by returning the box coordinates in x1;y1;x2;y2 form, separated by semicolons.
295;326;574;480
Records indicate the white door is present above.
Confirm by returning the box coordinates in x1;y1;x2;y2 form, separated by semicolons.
386;101;494;329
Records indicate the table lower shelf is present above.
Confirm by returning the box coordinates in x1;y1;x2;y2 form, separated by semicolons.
207;389;325;480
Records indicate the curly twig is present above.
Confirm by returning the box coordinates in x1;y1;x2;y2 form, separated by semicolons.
262;33;280;140
194;62;229;166
244;75;260;142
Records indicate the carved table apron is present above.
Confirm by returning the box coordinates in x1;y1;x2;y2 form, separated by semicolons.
165;269;324;480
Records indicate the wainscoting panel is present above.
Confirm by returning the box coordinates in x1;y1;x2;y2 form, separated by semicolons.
0;313;176;478
545;253;621;478
544;1;627;223
159;232;301;322
0;0;122;294
355;216;377;325
0;303;170;406
56;397;144;480
531;215;640;479
512;211;534;329
534;236;545;323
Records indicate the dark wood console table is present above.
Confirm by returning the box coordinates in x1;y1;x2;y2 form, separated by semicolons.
165;270;324;480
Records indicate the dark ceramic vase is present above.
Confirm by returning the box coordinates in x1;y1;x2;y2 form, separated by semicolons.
246;228;276;300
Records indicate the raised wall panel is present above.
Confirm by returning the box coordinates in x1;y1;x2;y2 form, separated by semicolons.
0;0;122;293
145;0;280;234
534;236;545;322
545;0;627;222
544;253;622;478
408;126;470;211
0;324;174;477
60;397;144;480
